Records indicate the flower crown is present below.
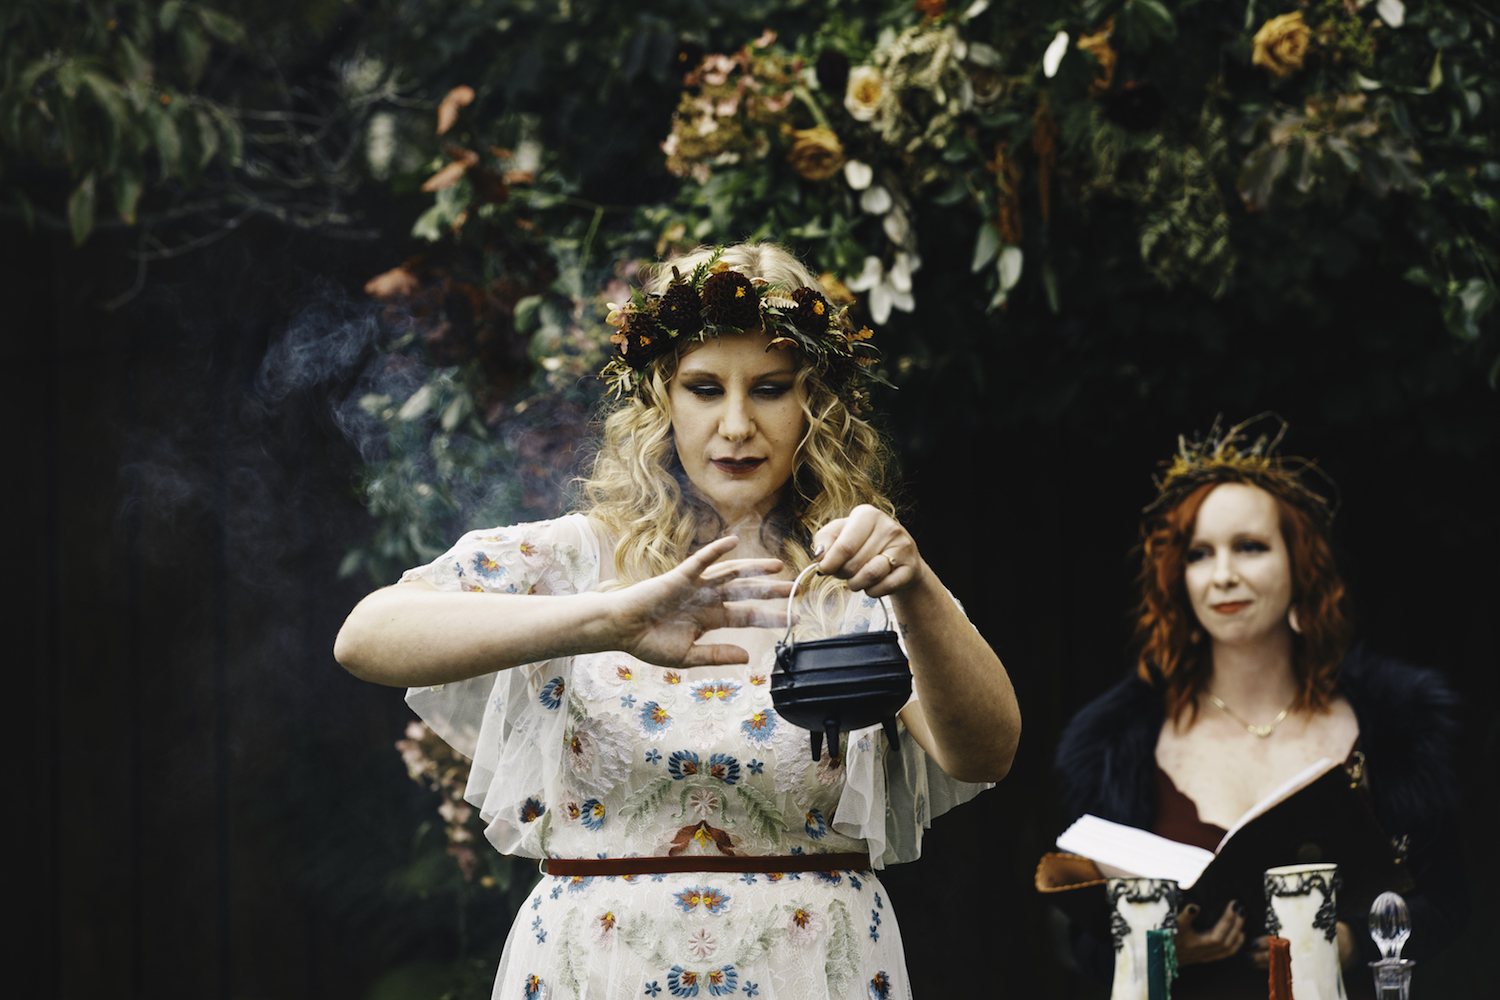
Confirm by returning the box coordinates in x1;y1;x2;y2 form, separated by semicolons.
600;248;886;410
1145;413;1337;527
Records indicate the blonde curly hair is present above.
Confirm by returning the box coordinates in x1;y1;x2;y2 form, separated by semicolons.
578;243;897;630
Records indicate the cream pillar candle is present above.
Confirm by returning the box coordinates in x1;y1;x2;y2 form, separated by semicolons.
1107;877;1180;1000
1264;863;1348;1000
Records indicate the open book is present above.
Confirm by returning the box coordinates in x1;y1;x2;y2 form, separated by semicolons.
1036;757;1412;935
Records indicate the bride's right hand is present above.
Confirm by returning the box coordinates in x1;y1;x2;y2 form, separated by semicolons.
606;536;793;668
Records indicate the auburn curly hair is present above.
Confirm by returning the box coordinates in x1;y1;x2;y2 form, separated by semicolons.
1133;480;1354;726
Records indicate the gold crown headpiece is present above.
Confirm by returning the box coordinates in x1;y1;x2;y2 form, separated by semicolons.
599;247;888;411
1145;413;1338;527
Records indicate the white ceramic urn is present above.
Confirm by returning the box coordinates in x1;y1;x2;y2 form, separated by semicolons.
1264;863;1348;1000
1107;877;1180;1000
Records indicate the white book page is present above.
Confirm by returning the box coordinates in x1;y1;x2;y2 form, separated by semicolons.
1213;757;1339;853
1056;814;1216;888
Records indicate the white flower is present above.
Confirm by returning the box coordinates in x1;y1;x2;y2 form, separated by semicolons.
845;66;884;121
786;907;825;945
881;203;910;245
845;253;920;325
859;185;892;215
594;910;619;946
566;714;633;797
686;927;718;960
1043;31;1070;79
688;788;721;820
844;159;873;191
1376;0;1404;28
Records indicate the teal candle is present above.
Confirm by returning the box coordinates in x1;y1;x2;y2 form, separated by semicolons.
1146;928;1178;1000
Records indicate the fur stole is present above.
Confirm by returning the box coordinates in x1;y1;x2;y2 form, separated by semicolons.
1053;643;1461;844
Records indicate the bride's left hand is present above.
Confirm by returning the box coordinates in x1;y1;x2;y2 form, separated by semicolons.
812;504;926;599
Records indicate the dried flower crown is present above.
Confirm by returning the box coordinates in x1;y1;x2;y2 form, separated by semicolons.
601;247;886;410
1146;413;1338;527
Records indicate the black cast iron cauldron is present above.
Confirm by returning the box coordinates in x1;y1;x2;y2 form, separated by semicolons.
771;563;911;761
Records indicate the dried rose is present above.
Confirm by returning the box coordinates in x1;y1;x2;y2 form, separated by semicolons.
844;65;884;122
1252;12;1312;80
658;282;703;334
786;126;846;182
787;286;831;334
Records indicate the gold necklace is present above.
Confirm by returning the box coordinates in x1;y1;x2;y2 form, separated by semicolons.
1208;691;1295;738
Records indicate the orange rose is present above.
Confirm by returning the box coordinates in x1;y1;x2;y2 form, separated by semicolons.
786;126;846;182
1252;12;1312;80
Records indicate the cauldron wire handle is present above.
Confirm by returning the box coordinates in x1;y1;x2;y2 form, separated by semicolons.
780;561;893;655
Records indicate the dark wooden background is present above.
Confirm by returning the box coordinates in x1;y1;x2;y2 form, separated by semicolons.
9;216;1496;999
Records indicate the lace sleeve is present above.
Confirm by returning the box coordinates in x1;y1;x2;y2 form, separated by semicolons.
401;514;602;853
830;592;993;868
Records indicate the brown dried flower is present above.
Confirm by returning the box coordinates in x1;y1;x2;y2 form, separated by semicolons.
701;270;762;329
1076;22;1117;98
1252;12;1312;80
786;126;846;182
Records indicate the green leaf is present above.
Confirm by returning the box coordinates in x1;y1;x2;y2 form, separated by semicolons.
208;104;242;165
80;71;131;141
1428;51;1443;93
197;8;246;45
18;59;53;95
147;105;182;177
1132;0;1178;43
68;172;97;246
1083;0;1129;30
971;222;1000;273
113;161;144;224
193;107;219;168
116;35;154;84
159;1;182;31
55;62;83;99
11;189;36;232
177;25;212;86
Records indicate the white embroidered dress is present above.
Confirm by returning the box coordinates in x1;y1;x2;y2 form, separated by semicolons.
403;515;990;1000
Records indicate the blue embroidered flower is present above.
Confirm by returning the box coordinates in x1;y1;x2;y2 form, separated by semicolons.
649;872;667;882
868;924;880;942
472;553;505;578
520;798;546;823
645;748;662;765
535;928;547;944
746;758;764;776
667;966;699;997
667;750;700;779
550;883;563;899
531;916;543;930
871;909;881;926
672;885;732;914
640;701;673;735
621;694;637;708
811;870;842;886
738;873;757;885
868;972;892;1000
739;709;777;746
804;808;827;840
705;966;738;997
539;677;566;710
790;847;805;855
707;753;740;785
644;983;662;998
580;800;606;831
567;875;595;893
849;874;863;891
524;974;545;1000
874;892;883;909
742;984;759;997
690;679;742;705
531;894;542;910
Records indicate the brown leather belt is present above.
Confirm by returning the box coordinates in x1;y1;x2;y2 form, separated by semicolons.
540;853;871;876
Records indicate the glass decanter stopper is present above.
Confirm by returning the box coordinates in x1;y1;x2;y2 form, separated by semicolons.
1368;891;1411;960
1368;891;1415;1000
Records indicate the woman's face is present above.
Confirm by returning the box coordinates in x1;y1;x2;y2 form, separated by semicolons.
668;333;806;526
1184;483;1295;647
